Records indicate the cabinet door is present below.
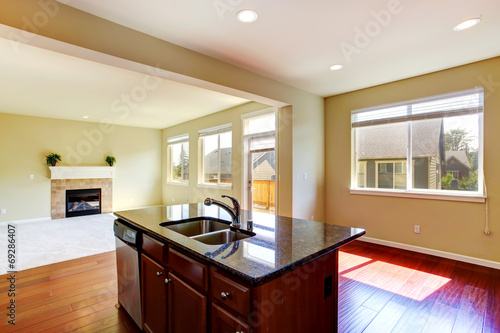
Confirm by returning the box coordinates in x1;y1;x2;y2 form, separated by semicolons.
167;272;207;333
212;303;251;333
141;254;167;333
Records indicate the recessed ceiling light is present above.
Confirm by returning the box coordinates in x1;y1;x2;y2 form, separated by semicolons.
82;115;89;119
330;64;343;71
236;9;258;23
453;18;481;31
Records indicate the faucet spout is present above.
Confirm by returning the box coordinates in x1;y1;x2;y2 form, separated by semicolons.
204;195;241;228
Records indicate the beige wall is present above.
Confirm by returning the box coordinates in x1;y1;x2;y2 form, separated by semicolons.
325;57;500;262
162;102;295;216
0;113;163;222
0;0;325;221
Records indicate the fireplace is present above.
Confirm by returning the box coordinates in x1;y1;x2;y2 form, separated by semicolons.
66;188;101;217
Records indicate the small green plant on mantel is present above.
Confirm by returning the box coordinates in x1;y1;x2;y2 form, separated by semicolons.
105;155;116;167
46;153;62;166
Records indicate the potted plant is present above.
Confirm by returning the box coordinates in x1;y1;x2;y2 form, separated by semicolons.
46;153;62;166
105;155;116;166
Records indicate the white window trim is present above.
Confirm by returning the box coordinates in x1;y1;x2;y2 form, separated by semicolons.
351;88;485;200
350;188;485;203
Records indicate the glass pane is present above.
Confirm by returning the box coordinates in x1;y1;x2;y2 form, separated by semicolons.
250;135;275;151
171;142;189;182
203;134;219;184
251;151;276;214
181;142;189;181
412;115;479;191
171;143;182;181
219;132;232;184
357;162;366;188
355;122;407;189
246;114;275;134
378;163;394;188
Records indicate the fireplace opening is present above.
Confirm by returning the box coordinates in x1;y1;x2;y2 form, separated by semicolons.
66;188;101;217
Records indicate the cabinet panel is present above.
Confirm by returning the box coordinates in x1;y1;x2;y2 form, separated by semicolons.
142;234;167;266
141;254;167;333
212;269;251;317
212;303;251;333
168;272;207;333
168;247;207;291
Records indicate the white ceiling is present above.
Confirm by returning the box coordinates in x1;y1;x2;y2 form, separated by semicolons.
62;0;500;97
0;37;249;129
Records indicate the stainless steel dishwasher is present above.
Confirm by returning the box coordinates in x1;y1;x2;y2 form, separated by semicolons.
114;219;142;328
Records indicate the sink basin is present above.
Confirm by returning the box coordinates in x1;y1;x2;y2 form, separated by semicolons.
161;218;230;237
191;230;255;245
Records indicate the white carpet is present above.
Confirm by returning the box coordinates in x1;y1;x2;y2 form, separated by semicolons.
0;214;116;275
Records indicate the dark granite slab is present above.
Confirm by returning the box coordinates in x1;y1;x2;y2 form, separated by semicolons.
114;203;365;286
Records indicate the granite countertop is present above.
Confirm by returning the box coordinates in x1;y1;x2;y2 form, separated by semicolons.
114;203;365;286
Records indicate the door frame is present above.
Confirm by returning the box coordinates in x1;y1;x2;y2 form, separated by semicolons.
241;108;278;213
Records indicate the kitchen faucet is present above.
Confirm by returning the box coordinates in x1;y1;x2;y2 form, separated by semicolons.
204;195;241;228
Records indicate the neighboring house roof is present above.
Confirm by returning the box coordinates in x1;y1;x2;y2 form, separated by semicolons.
253;160;275;181
356;119;443;159
445;151;471;169
204;147;232;174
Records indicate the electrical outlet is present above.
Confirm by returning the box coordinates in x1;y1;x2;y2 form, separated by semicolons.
29;174;34;180
303;173;307;181
414;225;420;234
130;198;134;203
172;198;175;202
311;215;314;221
1;209;6;214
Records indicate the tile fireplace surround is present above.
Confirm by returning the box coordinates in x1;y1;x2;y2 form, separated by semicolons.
49;167;115;219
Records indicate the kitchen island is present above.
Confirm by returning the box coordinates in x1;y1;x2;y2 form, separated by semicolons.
115;203;365;333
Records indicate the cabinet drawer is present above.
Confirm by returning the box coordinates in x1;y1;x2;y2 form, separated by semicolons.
168;248;207;291
142;234;167;266
212;270;251;317
212;303;251;333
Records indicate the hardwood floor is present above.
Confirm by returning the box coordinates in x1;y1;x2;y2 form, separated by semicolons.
0;251;141;332
339;241;500;333
0;242;498;332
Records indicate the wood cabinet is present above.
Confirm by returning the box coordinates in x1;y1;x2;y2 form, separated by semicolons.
212;303;251;333
167;272;207;333
139;238;339;333
141;253;167;333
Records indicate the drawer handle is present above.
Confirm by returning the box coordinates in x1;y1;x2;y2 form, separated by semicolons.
157;271;163;277
221;292;230;300
165;278;171;285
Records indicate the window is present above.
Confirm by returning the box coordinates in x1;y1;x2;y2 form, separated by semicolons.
167;134;189;183
243;112;276;135
376;161;407;189
351;88;484;199
357;162;367;188
199;124;232;186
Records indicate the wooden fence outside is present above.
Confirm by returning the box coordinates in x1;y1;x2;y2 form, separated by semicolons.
252;180;275;209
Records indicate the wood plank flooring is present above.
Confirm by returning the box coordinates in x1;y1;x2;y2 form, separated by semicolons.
0;241;499;332
339;241;500;333
0;251;141;332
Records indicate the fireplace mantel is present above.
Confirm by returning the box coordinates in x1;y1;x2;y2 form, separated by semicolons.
49;166;115;180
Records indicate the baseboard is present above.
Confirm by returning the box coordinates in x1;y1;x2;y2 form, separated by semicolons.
3;217;52;225
359;236;500;270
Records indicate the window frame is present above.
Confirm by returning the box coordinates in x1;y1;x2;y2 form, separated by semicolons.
166;134;189;185
198;124;232;188
350;88;485;203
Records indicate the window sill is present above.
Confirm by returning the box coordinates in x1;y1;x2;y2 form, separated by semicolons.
166;181;189;186
197;183;232;190
350;188;486;203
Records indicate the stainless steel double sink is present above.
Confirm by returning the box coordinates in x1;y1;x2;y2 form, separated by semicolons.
159;218;255;245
